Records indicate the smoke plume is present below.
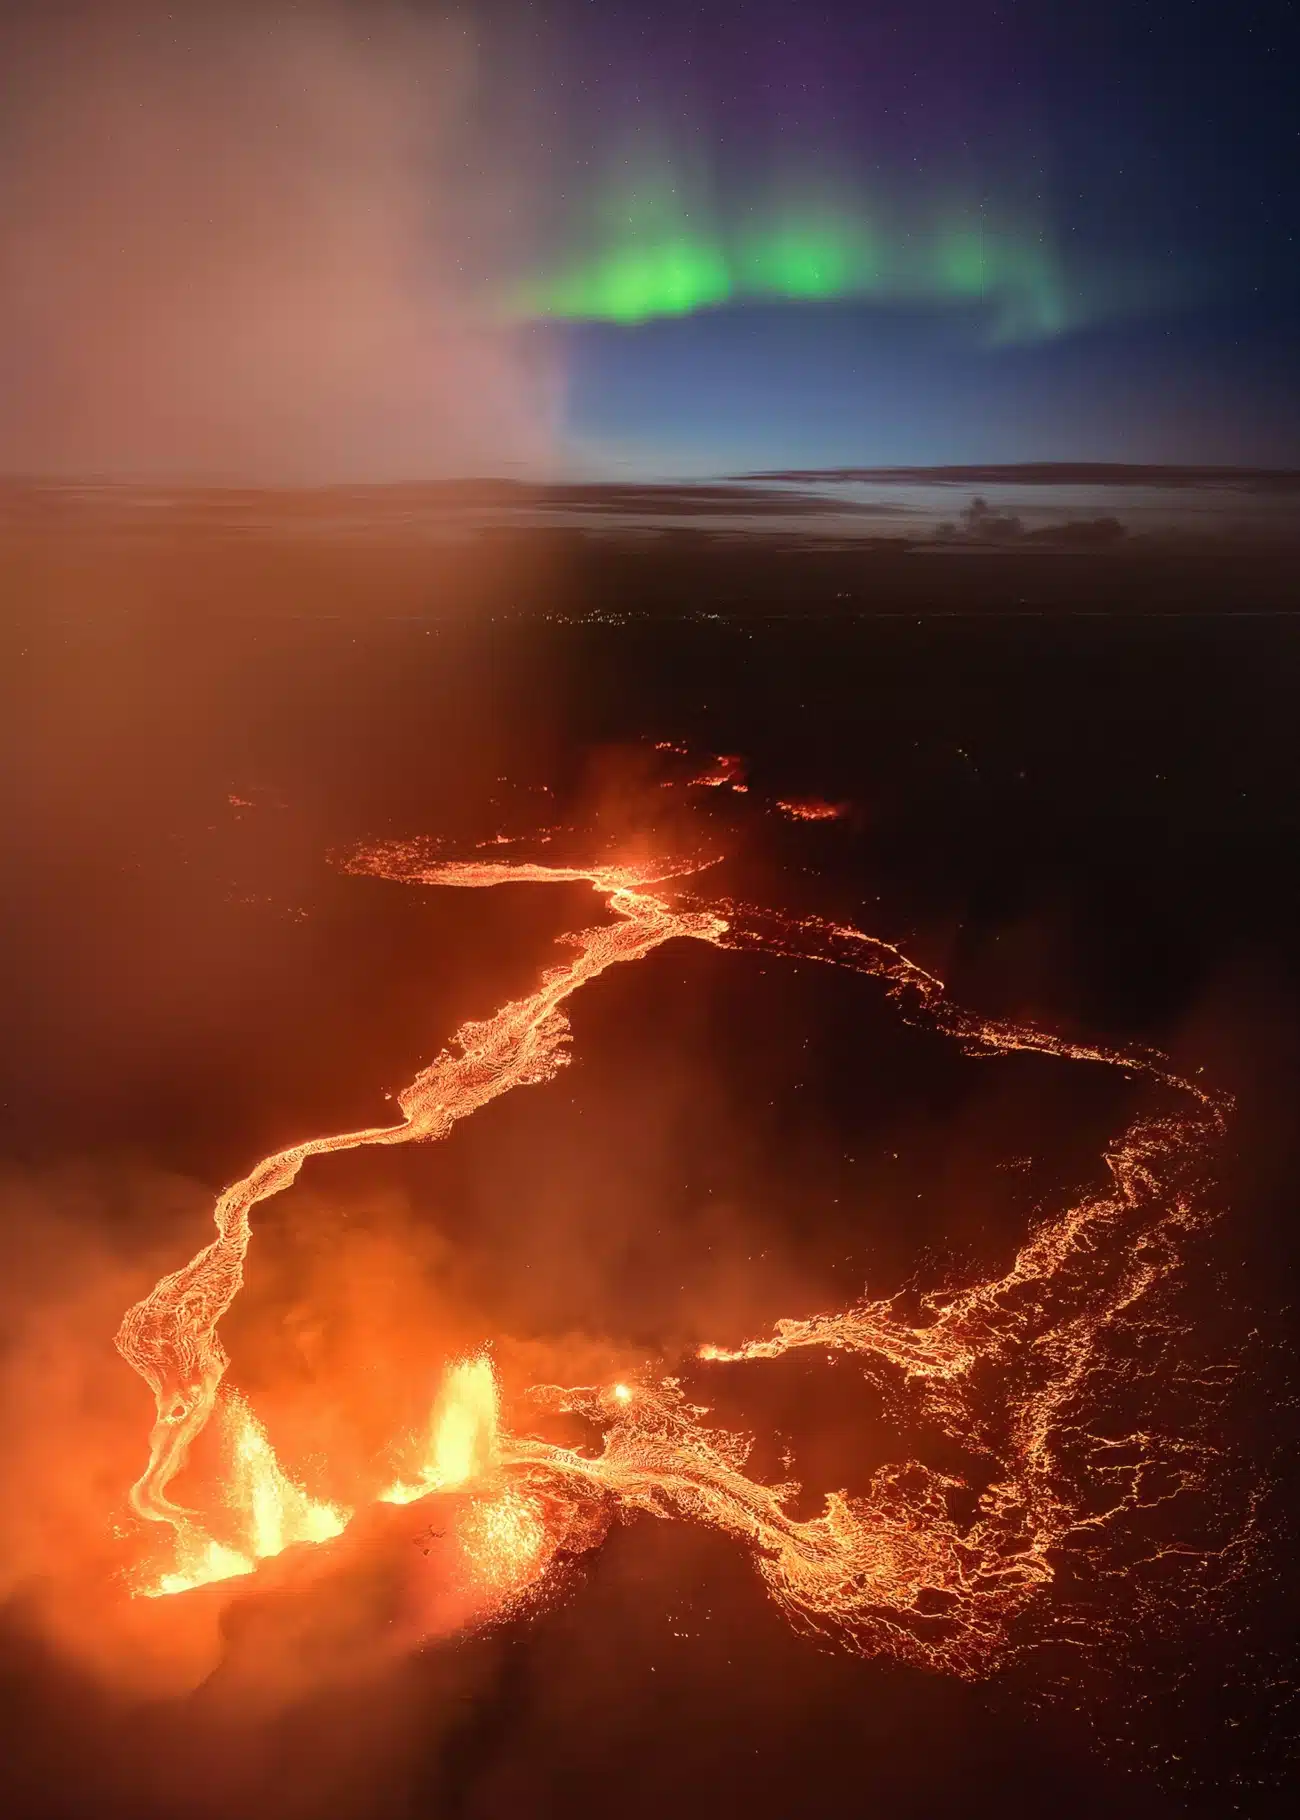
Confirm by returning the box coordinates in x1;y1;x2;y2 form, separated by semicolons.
0;1;558;480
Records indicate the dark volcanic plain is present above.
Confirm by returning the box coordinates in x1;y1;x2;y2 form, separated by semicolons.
2;487;1299;1820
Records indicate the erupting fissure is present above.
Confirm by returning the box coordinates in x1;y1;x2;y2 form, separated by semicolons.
114;814;1231;1675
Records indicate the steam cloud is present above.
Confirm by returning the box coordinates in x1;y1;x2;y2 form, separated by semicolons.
0;1;558;480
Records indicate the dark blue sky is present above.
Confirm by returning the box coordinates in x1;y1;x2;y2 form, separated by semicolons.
472;0;1299;470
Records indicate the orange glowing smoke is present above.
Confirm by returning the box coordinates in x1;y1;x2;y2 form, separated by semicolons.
114;803;1232;1674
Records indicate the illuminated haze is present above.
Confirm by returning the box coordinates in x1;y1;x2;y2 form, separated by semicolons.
0;2;559;481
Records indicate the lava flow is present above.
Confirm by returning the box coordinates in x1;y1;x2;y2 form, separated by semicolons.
775;796;845;821
114;817;1234;1678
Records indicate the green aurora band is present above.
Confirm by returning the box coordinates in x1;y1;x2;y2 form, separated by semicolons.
510;204;1072;342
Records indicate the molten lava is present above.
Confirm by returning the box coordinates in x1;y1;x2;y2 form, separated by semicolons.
381;1355;501;1506
113;787;1232;1675
150;1394;349;1598
688;752;748;791
775;797;845;821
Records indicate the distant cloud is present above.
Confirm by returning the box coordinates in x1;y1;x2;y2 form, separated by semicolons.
732;463;1300;490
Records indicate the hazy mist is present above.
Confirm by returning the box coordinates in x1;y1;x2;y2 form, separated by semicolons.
0;2;558;480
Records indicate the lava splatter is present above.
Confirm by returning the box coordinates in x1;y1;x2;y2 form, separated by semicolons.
114;799;1234;1676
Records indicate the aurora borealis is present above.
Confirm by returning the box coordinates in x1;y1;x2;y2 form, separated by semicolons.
472;0;1298;467
511;195;1073;343
494;18;1133;348
0;0;1294;475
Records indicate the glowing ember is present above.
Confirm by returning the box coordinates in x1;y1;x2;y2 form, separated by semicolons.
689;753;748;791
114;777;1233;1676
775;797;845;821
457;1484;549;1593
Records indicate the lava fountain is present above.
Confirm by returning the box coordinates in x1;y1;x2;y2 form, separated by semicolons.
112;797;1234;1678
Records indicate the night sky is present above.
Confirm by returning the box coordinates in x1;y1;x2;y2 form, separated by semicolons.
0;0;1295;477
479;0;1299;470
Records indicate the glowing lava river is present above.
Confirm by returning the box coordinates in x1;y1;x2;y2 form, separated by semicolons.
114;804;1232;1680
